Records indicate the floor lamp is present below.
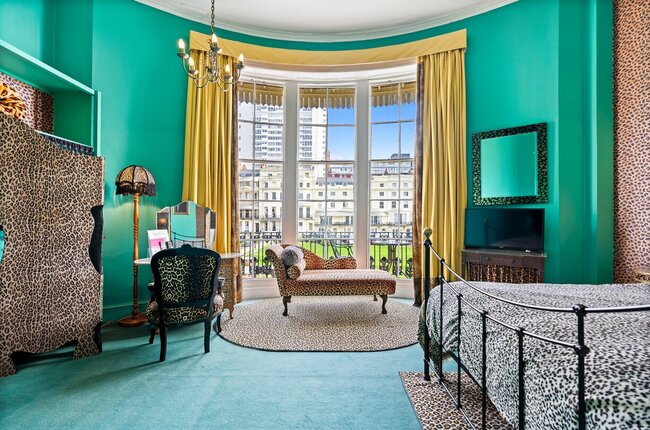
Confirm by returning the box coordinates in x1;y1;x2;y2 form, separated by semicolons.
115;165;156;327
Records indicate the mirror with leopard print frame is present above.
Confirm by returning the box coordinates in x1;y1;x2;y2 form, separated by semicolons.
155;201;216;250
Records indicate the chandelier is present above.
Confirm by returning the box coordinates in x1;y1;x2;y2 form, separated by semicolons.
176;0;244;90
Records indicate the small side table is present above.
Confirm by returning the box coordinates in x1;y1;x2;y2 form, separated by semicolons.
633;267;650;284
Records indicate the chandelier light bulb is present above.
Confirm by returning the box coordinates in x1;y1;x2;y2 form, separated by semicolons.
178;38;185;51
238;53;244;63
211;33;218;46
188;57;196;71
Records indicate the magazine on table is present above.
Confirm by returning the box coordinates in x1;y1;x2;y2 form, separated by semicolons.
147;229;170;257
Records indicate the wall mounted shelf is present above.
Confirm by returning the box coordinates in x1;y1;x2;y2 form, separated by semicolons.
0;39;101;154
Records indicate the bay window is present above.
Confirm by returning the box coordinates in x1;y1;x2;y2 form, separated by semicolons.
237;69;415;282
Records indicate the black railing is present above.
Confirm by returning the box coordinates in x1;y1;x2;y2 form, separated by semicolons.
239;230;414;278
422;227;650;430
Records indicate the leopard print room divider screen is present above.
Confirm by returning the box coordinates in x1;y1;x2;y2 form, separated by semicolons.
0;114;104;376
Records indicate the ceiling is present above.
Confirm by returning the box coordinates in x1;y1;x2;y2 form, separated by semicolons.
136;0;517;42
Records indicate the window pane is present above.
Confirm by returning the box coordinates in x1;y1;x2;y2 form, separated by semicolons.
400;122;415;159
254;85;283;124
299;125;327;161
370;161;399;199
328;87;355;124
238;161;255;201
255;124;283;161
400;160;414;186
299;88;328;124
401;100;416;121
299;164;326;200
238;122;254;160
239;201;257;233
256;163;282;200
371;83;400;123
327;164;354;199
328;126;355;161
237;82;254;122
371;123;399;159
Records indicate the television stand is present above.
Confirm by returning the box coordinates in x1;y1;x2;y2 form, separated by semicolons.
461;248;546;283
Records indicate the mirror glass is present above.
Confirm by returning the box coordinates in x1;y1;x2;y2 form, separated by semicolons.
472;123;547;205
155;201;216;251
0;227;4;264
480;132;538;198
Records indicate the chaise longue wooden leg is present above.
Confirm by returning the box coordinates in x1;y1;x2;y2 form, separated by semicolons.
373;294;378;301
380;295;388;314
282;296;291;316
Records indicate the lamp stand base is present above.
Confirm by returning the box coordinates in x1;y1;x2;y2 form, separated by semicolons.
118;311;148;327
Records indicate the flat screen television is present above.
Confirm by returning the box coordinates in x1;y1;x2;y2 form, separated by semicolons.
465;208;544;252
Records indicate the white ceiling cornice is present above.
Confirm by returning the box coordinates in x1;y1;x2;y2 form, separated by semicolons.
135;0;517;43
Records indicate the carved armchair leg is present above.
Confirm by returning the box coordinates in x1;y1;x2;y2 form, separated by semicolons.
373;294;378;301
149;326;156;344
380;295;388;314
283;296;291;316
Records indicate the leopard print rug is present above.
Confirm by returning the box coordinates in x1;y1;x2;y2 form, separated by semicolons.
219;296;419;352
400;371;512;430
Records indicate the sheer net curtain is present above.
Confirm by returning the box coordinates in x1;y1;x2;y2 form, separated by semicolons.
412;49;467;305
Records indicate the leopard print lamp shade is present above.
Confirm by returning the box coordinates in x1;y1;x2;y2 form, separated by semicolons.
115;165;156;196
0;82;27;121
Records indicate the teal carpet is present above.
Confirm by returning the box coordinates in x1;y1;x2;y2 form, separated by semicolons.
0;300;453;429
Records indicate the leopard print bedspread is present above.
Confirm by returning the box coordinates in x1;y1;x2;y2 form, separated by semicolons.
422;282;650;429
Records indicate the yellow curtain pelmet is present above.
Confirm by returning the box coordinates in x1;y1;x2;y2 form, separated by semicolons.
189;30;466;67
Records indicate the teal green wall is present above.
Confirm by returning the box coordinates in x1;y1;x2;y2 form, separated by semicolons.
90;0;205;319
0;0;52;61
0;0;613;318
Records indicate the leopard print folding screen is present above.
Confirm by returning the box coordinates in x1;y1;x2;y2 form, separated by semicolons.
0;114;104;376
614;0;650;283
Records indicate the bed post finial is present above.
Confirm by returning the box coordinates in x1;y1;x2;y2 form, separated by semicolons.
424;227;432;240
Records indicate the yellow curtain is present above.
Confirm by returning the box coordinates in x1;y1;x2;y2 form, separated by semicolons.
417;49;467;301
182;50;237;254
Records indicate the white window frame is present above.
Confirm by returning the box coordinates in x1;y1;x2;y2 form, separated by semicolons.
240;64;416;293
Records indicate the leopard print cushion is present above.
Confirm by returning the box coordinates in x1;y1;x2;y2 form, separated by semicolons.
284;269;396;296
266;244;364;296
422;282;650;429
147;294;224;325
287;259;306;280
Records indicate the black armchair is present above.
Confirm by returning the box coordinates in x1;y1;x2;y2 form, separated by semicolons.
147;244;223;362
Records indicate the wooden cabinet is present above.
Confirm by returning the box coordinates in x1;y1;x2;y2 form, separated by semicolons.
462;248;546;283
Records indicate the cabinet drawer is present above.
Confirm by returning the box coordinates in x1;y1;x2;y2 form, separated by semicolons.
480;254;523;267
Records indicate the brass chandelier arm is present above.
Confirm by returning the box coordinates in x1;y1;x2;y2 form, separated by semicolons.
175;0;244;91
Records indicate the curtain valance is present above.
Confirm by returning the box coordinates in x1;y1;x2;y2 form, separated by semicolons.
237;82;417;108
188;29;466;68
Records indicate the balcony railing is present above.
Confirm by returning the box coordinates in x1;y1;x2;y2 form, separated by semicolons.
239;230;413;279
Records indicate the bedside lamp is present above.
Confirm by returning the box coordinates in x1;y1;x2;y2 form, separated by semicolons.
115;165;156;327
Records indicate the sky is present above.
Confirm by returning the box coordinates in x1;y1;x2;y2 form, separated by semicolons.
324;101;416;160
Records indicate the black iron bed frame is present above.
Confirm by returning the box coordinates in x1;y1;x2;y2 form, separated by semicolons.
421;228;650;430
